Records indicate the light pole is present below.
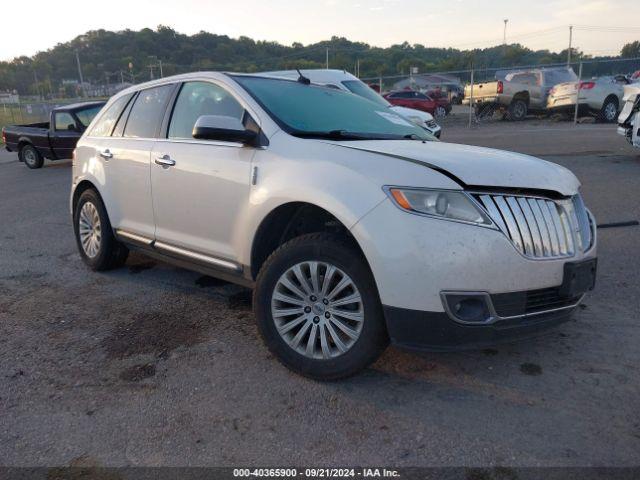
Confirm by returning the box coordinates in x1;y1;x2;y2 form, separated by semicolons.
503;19;508;45
568;25;573;65
75;50;86;98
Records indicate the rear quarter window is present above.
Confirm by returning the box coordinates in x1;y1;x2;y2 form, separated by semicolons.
88;94;133;137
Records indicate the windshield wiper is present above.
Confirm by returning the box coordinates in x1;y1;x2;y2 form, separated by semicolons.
290;129;391;140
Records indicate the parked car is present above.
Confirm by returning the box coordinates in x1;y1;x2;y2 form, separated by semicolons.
71;73;597;379
260;69;441;137
383;90;449;118
2;101;105;168
547;76;628;122
463;67;578;120
426;89;453;114
618;83;640;148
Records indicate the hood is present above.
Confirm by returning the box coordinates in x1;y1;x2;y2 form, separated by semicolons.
325;140;580;197
390;105;434;122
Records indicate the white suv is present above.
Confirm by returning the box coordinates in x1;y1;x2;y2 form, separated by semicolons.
72;72;597;379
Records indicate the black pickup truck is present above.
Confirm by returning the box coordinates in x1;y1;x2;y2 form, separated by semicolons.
2;101;105;169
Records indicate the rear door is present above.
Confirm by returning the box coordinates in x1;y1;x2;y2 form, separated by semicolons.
87;85;175;240
149;80;256;268
50;111;82;159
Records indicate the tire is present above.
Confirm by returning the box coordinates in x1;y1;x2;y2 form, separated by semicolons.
507;99;528;121
598;96;619;123
434;106;447;118
73;189;128;271
253;233;389;380
19;144;44;169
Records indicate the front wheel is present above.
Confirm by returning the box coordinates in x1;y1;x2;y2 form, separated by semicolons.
19;145;44;169
73;189;128;271
434;106;447;118
253;233;388;380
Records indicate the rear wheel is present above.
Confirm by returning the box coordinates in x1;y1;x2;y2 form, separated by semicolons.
599;96;619;123
73;189;128;271
254;233;388;380
20;144;44;169
507;99;528;121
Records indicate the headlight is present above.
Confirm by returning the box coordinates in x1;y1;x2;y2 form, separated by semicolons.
384;187;494;226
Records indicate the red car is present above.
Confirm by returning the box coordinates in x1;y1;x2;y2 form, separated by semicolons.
426;90;454;114
383;90;450;117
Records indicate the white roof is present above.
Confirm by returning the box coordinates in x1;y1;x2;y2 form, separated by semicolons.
258;69;359;84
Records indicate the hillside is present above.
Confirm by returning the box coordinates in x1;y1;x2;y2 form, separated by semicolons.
0;26;638;96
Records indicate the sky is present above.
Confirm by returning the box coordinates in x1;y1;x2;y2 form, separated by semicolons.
1;0;639;61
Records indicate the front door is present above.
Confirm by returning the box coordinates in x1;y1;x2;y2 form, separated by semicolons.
150;81;256;266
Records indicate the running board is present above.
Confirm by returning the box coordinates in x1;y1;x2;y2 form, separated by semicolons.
115;229;241;273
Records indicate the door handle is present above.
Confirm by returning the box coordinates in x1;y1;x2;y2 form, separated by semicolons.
155;155;176;168
99;149;113;159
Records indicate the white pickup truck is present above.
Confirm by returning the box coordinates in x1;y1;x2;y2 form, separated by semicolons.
463;67;578;120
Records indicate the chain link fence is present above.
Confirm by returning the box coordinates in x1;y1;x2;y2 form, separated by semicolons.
3;56;639;141
360;56;640;127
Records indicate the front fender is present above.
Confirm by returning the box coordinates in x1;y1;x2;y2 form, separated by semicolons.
236;132;459;267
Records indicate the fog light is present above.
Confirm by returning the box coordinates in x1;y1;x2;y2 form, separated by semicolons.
442;293;492;324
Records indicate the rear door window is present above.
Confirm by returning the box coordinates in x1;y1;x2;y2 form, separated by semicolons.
88;94;133;137
124;85;174;138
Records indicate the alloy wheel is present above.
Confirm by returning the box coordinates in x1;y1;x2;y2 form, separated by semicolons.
78;202;102;258
271;261;364;360
604;102;617;122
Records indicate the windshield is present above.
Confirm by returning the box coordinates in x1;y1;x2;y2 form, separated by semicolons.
341;80;390;107
75;105;104;127
233;76;433;141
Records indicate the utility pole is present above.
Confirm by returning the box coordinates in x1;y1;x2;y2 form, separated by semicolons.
159;60;164;78
75;50;86;98
326;47;329;69
120;70;125;85
32;68;42;100
357;59;360;77
105;72;110;96
568;25;573;65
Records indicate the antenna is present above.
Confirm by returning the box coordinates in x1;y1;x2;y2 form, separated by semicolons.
296;69;311;85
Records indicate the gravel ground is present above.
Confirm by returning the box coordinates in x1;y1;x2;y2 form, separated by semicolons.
0;121;639;468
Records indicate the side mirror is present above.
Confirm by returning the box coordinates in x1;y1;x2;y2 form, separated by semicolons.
67;123;78;132
192;115;257;145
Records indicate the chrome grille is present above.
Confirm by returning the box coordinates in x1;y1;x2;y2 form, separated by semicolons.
476;193;592;259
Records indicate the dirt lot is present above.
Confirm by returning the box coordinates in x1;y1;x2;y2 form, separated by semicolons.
1;119;639;468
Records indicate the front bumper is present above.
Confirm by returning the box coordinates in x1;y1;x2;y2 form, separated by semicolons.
384;303;577;352
351;197;597;348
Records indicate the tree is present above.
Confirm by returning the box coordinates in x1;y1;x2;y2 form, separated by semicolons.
621;41;640;58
